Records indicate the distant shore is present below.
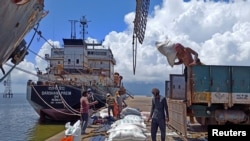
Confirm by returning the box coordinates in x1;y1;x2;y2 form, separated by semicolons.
124;95;152;112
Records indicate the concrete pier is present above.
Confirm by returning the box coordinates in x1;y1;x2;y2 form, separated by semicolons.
45;96;207;141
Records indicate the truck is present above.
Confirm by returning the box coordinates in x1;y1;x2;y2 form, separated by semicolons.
165;65;250;136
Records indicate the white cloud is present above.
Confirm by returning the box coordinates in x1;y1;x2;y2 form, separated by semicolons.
35;40;61;72
0;60;37;93
1;0;250;95
105;0;250;93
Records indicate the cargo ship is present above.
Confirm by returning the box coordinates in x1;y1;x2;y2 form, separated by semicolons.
26;16;126;121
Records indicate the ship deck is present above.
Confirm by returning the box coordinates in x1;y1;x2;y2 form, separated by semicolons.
45;96;208;141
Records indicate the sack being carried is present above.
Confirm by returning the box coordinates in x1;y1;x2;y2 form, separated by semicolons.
155;39;176;67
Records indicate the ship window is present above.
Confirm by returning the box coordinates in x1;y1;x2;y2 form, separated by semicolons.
58;61;60;64
87;51;107;56
88;51;93;55
68;59;71;64
76;59;79;64
100;61;103;64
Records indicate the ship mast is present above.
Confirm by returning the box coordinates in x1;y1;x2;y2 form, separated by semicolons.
80;16;90;40
69;20;78;39
69;16;90;40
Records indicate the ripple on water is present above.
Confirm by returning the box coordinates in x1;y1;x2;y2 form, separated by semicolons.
0;94;39;141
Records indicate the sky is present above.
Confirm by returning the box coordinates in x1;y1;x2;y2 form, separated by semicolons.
1;0;250;96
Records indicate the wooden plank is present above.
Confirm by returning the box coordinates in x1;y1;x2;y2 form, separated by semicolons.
168;100;187;137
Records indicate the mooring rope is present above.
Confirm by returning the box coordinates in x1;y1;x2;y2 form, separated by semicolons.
55;85;80;114
31;85;80;116
0;23;39;83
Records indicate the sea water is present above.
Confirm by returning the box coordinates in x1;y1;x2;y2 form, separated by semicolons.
0;93;149;141
0;94;39;141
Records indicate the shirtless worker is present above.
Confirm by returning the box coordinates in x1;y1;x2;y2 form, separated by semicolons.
174;43;199;82
173;43;199;123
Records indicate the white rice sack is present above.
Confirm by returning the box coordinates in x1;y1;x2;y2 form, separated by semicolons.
73;120;81;128
65;127;73;136
65;120;81;136
123;114;144;122
107;125;148;141
120;107;141;117
107;123;148;133
111;118;146;128
155;39;176;67
140;111;150;121
71;126;81;136
98;108;109;118
65;122;71;129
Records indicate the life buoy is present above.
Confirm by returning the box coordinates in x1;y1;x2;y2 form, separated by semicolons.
13;0;30;5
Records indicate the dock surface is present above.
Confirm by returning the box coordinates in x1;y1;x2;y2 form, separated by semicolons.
46;96;208;141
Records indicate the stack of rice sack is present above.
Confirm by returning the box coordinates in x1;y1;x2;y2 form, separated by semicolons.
105;107;149;141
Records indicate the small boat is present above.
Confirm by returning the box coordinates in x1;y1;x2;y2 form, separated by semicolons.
26;16;127;121
0;0;46;79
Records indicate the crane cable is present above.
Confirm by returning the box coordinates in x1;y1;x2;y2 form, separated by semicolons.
0;23;39;83
14;58;81;116
28;48;45;60
1;25;128;115
132;33;138;75
6;61;116;115
34;27;56;48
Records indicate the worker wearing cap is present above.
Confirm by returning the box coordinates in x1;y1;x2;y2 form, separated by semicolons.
106;93;115;117
115;91;123;119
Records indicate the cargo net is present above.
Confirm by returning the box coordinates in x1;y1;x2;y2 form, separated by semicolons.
132;0;150;74
133;0;150;44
